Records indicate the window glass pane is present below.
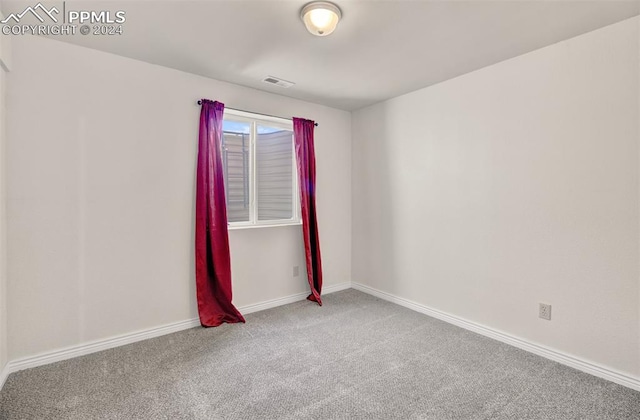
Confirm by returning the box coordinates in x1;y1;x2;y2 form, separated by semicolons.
256;125;294;221
222;120;250;223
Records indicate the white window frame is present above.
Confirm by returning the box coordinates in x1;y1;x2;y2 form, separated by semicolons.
223;109;301;229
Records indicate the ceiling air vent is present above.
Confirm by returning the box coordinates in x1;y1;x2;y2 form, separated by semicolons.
262;76;295;88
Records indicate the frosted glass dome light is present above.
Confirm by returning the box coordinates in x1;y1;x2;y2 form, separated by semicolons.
301;2;342;37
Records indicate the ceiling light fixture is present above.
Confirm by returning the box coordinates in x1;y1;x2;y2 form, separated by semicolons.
300;1;342;37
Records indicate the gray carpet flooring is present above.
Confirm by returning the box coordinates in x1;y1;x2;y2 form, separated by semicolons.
1;289;639;419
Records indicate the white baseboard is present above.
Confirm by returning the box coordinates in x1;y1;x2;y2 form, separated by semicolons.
0;281;353;391
0;362;8;391
5;281;636;392
322;282;353;294
5;317;202;378
238;281;352;315
352;282;640;392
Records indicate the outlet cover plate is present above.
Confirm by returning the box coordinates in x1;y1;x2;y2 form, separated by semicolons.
539;303;552;320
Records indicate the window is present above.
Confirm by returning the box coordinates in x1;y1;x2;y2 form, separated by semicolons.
221;110;300;227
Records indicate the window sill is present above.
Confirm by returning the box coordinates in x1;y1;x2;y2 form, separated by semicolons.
228;221;302;231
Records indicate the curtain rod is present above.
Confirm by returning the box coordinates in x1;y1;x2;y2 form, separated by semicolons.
196;100;318;127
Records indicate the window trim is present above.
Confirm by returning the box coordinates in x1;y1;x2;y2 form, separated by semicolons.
223;109;301;229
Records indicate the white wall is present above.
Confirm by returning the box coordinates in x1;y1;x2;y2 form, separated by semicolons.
0;68;5;379
6;35;351;361
0;9;10;379
352;17;639;377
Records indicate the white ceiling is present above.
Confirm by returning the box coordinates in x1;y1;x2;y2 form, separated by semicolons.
4;0;640;110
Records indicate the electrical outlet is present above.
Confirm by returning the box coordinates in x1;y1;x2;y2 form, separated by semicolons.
539;303;552;320
293;266;299;277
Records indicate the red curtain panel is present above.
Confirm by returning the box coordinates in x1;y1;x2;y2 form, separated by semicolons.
293;118;323;306
195;100;245;326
